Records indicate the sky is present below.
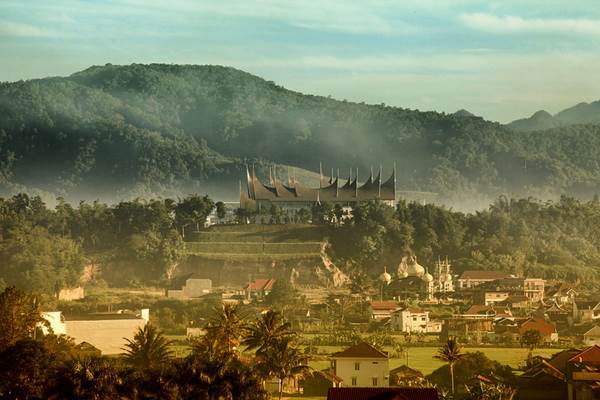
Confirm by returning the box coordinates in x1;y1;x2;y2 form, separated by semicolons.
2;0;600;122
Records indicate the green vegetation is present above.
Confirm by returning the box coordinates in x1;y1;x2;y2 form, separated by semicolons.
3;63;600;203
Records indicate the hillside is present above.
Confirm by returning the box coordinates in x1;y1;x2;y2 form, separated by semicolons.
3;63;600;205
507;101;600;132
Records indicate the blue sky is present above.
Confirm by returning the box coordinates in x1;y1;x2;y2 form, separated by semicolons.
2;0;600;122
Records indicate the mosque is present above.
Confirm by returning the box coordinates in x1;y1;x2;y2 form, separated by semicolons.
379;256;454;301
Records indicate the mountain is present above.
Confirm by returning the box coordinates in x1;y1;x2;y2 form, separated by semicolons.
453;109;477;118
507;101;600;132
3;63;600;206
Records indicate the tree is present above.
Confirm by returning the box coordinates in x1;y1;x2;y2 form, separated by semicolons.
520;329;542;351
0;339;55;399
122;323;174;371
243;310;295;355
465;381;516;400
434;337;465;395
0;286;43;351
215;201;227;222
174;194;215;235
205;304;246;352
297;208;310;223
257;337;310;400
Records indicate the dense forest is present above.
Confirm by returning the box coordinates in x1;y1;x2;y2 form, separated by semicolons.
2;63;600;206
3;193;600;298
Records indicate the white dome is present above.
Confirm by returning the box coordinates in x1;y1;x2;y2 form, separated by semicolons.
444;273;453;282
407;260;425;277
422;273;433;283
379;267;392;284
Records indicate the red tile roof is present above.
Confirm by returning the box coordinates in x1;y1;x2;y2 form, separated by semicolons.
459;270;510;280
568;345;600;366
370;300;401;310
519;318;557;336
327;387;439;400
331;342;388;359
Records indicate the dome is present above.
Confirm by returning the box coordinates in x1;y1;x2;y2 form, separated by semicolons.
407;257;425;277
444;273;453;282
400;271;409;279
379;267;392;285
422;273;433;283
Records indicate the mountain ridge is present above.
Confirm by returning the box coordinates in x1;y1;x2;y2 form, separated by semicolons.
2;63;600;208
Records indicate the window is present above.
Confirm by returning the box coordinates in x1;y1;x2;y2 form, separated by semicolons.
354;362;360;371
351;377;357;386
372;361;378;364
372;377;378;386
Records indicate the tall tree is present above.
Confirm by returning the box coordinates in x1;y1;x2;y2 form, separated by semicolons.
122;323;174;371
243;310;295;355
434;337;465;395
205;304;246;352
0;286;43;351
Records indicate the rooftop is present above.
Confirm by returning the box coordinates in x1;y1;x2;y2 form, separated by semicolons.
327;387;438;400
370;300;401;311
331;342;388;359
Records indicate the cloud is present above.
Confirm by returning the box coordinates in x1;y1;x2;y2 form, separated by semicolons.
0;20;61;37
460;12;600;35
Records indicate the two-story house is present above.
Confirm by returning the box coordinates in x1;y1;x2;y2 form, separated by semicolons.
330;342;389;388
391;307;440;333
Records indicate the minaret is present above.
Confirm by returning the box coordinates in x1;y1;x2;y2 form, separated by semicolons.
355;168;359;198
319;162;324;189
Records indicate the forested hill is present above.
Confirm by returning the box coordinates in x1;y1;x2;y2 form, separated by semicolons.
2;63;600;206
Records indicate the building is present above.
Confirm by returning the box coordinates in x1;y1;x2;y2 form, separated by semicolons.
460;305;513;320
388;255;453;301
546;282;577;305
330;342;389;388
57;286;85;301
327;387;438;400
518;346;600;400
243;278;276;300
475;290;510;306
518;317;558;343
42;309;149;354
573;300;600;322
457;270;511;290
167;276;212;299
391;307;440;333
240;164;396;212
583;326;600;346
369;300;401;320
388;365;425;387
300;370;343;397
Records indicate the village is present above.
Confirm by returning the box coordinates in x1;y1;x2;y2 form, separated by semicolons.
38;248;600;399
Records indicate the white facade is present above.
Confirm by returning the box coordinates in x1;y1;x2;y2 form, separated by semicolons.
584;326;600;346
332;357;389;388
41;309;149;354
168;278;212;299
391;308;430;333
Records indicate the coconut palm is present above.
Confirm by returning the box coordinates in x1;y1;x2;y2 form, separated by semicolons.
434;337;464;395
205;304;246;353
242;310;295;355
257;337;310;400
122;323;173;371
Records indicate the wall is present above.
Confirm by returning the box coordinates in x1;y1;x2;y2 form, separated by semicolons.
58;286;85;301
65;318;147;354
334;358;389;388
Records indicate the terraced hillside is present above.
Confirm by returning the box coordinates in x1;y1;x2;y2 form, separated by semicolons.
185;224;327;262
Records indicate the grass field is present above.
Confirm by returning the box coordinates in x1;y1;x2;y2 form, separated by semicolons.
307;345;560;375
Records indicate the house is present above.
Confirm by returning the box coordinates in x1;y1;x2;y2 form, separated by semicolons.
327;387;439;400
243;278;276;300
167;275;212;299
57;286;85;301
442;318;494;342
519;317;558;343
573;300;600;322
300;369;343;396
388;365;425;387
546;282;576;305
583;326;600;346
474;290;510;306
390;307;441;333
330;342;389;388
460;305;512;320
369;301;401;320
518;346;600;400
41;309;149;354
457;270;510;289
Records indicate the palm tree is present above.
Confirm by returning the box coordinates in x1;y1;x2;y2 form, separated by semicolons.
434;337;464;395
242;310;295;355
122;323;173;371
205;304;246;353
258;337;310;400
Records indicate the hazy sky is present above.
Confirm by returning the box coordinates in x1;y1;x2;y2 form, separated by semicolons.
2;0;600;122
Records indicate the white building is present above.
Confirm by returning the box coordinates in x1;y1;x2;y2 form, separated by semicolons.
584;326;600;346
457;270;510;289
331;342;389;388
391;307;441;333
167;277;212;299
41;309;149;354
